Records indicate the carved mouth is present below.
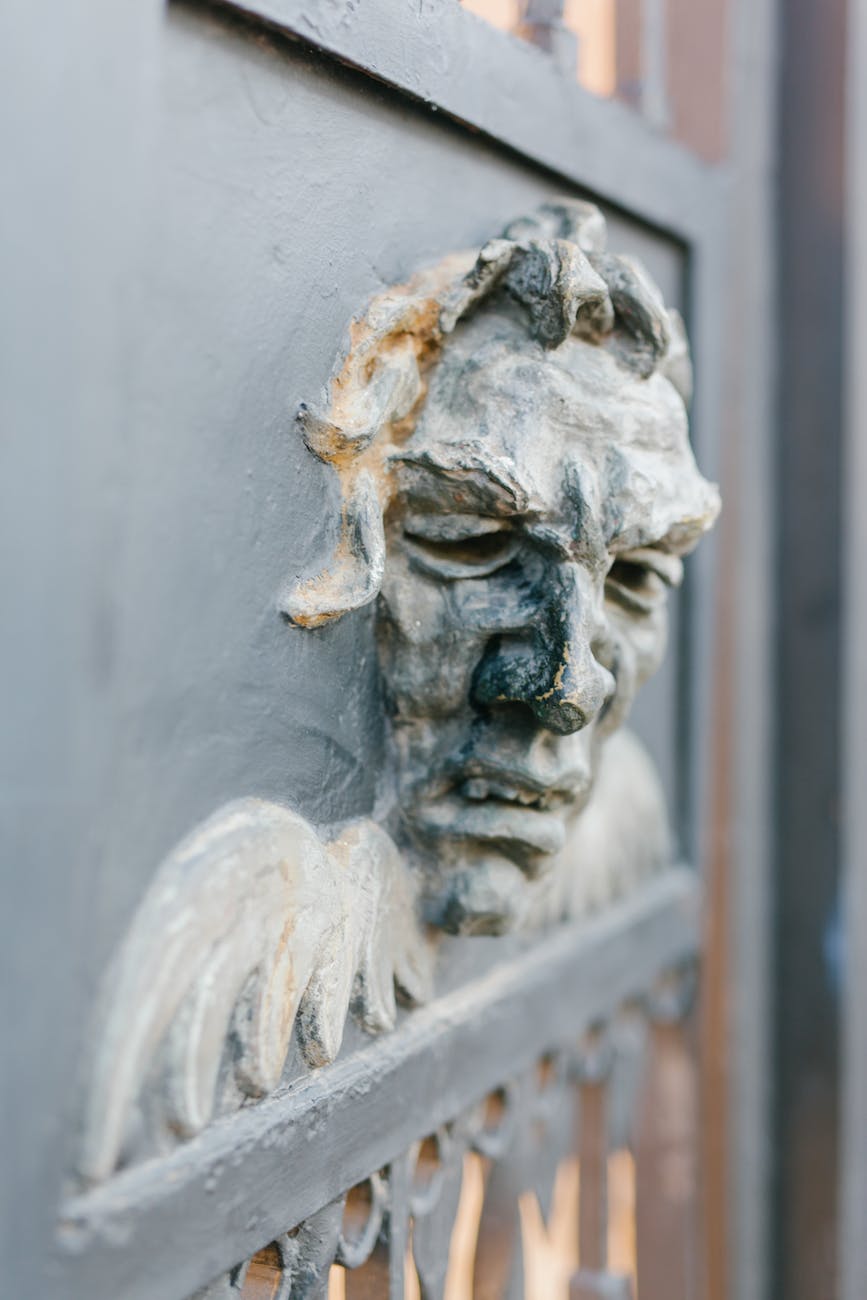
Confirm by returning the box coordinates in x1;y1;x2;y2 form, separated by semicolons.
410;794;567;865
407;763;590;866
403;749;595;870
458;777;549;809
454;760;592;812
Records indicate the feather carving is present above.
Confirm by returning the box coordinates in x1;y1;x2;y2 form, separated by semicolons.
78;799;431;1185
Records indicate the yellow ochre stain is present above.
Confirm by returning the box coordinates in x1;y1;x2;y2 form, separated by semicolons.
535;644;571;701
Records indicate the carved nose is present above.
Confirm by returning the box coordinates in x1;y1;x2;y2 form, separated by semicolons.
471;574;614;736
530;639;613;734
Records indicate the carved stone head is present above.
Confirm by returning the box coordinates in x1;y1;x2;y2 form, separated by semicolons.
282;200;719;936
79;202;721;1185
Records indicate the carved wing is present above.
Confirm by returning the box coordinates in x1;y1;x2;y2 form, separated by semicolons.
79;799;431;1185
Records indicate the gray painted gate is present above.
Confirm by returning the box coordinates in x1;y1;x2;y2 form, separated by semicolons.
1;3;734;1297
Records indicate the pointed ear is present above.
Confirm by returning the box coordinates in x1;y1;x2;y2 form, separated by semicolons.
277;470;385;628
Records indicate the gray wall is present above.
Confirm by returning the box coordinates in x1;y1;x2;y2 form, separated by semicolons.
0;3;687;1288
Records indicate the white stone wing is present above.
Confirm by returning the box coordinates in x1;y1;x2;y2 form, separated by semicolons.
78;799;430;1185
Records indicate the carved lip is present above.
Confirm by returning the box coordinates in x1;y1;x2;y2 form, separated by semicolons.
410;795;567;862
459;776;549;807
404;753;595;866
450;760;593;812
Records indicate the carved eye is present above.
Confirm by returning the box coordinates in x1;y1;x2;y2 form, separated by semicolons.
402;520;519;579
605;548;683;614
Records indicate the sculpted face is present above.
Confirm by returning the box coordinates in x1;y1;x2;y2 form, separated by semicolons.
281;199;720;934
81;203;722;1186
378;306;717;931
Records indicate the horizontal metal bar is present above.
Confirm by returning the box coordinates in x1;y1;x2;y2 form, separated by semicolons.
56;868;700;1300
203;0;726;243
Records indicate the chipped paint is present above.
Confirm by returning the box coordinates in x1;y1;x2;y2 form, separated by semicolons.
535;644;571;701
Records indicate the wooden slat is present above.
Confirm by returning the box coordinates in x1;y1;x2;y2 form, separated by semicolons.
635;1013;698;1300
577;1082;608;1274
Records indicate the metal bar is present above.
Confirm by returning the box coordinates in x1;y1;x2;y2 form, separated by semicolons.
839;0;867;1293
388;1155;410;1300
193;0;726;243
521;0;577;80
678;210;727;867
716;0;779;1296
57;869;700;1300
772;0;846;1294
640;0;669;128
614;0;643;110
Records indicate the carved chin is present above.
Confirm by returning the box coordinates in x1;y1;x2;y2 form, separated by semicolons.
414;728;671;936
408;790;588;936
424;855;542;936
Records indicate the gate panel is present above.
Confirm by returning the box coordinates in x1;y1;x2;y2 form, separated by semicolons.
1;3;728;1296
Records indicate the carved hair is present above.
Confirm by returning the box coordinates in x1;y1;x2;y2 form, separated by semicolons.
279;200;693;628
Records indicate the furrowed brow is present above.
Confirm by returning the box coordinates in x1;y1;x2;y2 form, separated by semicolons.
393;455;530;517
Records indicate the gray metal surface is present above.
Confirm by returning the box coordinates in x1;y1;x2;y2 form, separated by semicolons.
721;0;779;1297
214;0;724;242
840;0;867;1292
0;1;726;1295
773;0;846;1293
